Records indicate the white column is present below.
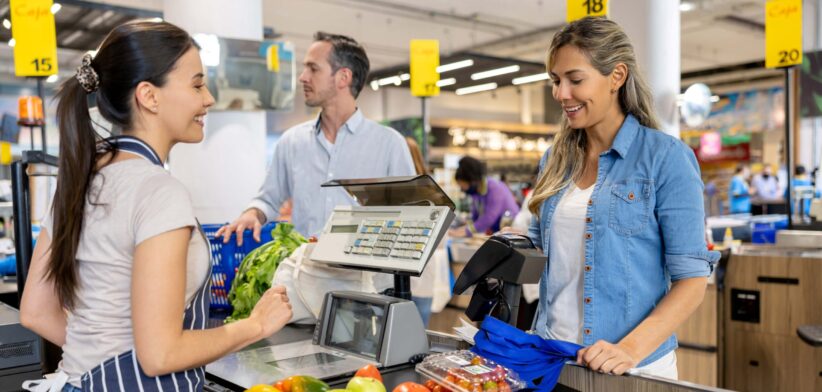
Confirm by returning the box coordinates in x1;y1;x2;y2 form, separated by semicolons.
611;0;680;137
164;0;268;224
520;86;533;125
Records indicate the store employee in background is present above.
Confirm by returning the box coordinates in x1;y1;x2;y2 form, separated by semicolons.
218;32;414;242
449;156;520;237
528;17;718;378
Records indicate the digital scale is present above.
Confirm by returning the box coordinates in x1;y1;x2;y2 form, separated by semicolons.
206;176;455;389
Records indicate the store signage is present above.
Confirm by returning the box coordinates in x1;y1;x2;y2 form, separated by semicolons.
11;0;59;77
693;143;750;164
448;127;551;153
410;40;440;97
567;0;608;23
765;0;802;69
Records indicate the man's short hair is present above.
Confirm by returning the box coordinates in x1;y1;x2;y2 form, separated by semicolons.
314;31;370;98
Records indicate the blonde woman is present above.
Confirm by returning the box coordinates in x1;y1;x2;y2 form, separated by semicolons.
527;17;718;379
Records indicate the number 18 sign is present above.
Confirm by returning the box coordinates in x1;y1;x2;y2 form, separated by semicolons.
567;0;608;23
765;0;802;69
11;0;59;77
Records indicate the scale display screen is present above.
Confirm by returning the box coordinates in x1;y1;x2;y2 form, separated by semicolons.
330;224;359;234
326;297;386;358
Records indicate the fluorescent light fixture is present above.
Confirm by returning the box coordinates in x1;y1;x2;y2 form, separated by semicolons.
50;3;62;14
471;65;520;80
377;76;402;86
46;74;59;83
437;59;473;73
8;38;15;47
512;72;550;85
710;95;720;102
436;78;456;87
62;30;84;45
679;1;695;12
370;80;379;91
87;50;98;58
88;10;115;29
400;73;410;81
456;82;497;95
149;17;163;23
2;19;10;29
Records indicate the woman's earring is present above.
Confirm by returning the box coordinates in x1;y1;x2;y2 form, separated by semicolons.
610;88;617;94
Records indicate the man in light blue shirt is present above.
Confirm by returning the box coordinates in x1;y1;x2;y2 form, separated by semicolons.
218;32;414;241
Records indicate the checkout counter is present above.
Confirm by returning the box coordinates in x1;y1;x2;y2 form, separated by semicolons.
201;176;733;392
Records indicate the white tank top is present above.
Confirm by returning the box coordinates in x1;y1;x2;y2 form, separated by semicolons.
545;184;594;343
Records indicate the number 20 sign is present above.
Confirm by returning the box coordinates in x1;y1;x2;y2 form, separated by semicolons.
765;0;802;69
11;0;59;77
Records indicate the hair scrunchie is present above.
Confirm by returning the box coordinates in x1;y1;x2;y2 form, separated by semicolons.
75;53;100;93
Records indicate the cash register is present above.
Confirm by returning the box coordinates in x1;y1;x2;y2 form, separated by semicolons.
206;175;455;388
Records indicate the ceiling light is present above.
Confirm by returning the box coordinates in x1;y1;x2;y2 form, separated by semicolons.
87;50;98;58
377;76;402;86
8;38;15;47
436;78;456;87
46;74;59;83
50;3;62;14
400;73;410;81
456;83;498;95
88;10;115;29
679;2;696;12
370;80;379;91
710;95;720;102
2;19;10;30
436;59;473;73
149;17;163;23
512;72;550;85
62;30;84;45
471;65;520;80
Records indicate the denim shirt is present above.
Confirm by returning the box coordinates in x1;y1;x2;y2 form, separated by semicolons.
528;114;720;366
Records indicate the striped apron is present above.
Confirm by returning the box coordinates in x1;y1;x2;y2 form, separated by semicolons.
78;136;213;391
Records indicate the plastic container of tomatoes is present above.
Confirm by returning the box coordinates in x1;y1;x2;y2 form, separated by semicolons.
415;351;525;392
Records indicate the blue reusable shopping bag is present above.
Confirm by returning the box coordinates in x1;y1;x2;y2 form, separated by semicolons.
471;316;582;391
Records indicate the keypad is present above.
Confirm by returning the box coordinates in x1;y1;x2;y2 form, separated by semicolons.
344;219;435;260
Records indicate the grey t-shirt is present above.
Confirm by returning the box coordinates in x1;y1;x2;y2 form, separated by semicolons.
43;159;210;385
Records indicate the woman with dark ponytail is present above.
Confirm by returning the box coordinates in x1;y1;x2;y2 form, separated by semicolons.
20;20;292;391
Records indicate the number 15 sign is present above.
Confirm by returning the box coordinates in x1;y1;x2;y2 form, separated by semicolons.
765;0;802;69
11;0;59;77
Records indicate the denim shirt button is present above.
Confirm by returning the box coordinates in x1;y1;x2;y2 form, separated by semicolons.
585;265;592;272
584;328;591;335
585;297;592;304
586;217;593;223
587;199;593;206
585;233;592;239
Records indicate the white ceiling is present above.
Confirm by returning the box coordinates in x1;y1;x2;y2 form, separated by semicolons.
0;0;811;86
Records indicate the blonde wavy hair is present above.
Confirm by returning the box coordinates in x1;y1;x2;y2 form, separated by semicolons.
528;17;661;215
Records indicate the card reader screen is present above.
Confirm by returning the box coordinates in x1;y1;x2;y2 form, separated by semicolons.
330;224;359;234
327;297;385;358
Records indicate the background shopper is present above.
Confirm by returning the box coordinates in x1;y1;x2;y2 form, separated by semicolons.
450;156;520;237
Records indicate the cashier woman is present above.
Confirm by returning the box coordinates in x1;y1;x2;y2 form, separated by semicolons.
20;21;292;391
527;17;719;379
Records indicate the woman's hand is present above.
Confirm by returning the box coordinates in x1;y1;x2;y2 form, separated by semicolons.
576;340;638;375
247;285;293;339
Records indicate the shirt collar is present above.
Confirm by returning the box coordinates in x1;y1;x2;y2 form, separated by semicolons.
608;114;640;158
313;108;364;135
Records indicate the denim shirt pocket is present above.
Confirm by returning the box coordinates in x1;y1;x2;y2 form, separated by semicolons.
609;179;654;236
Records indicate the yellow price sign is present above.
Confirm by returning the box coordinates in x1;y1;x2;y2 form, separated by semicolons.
266;44;280;73
567;0;608;23
765;0;802;68
11;0;58;77
410;40;439;97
